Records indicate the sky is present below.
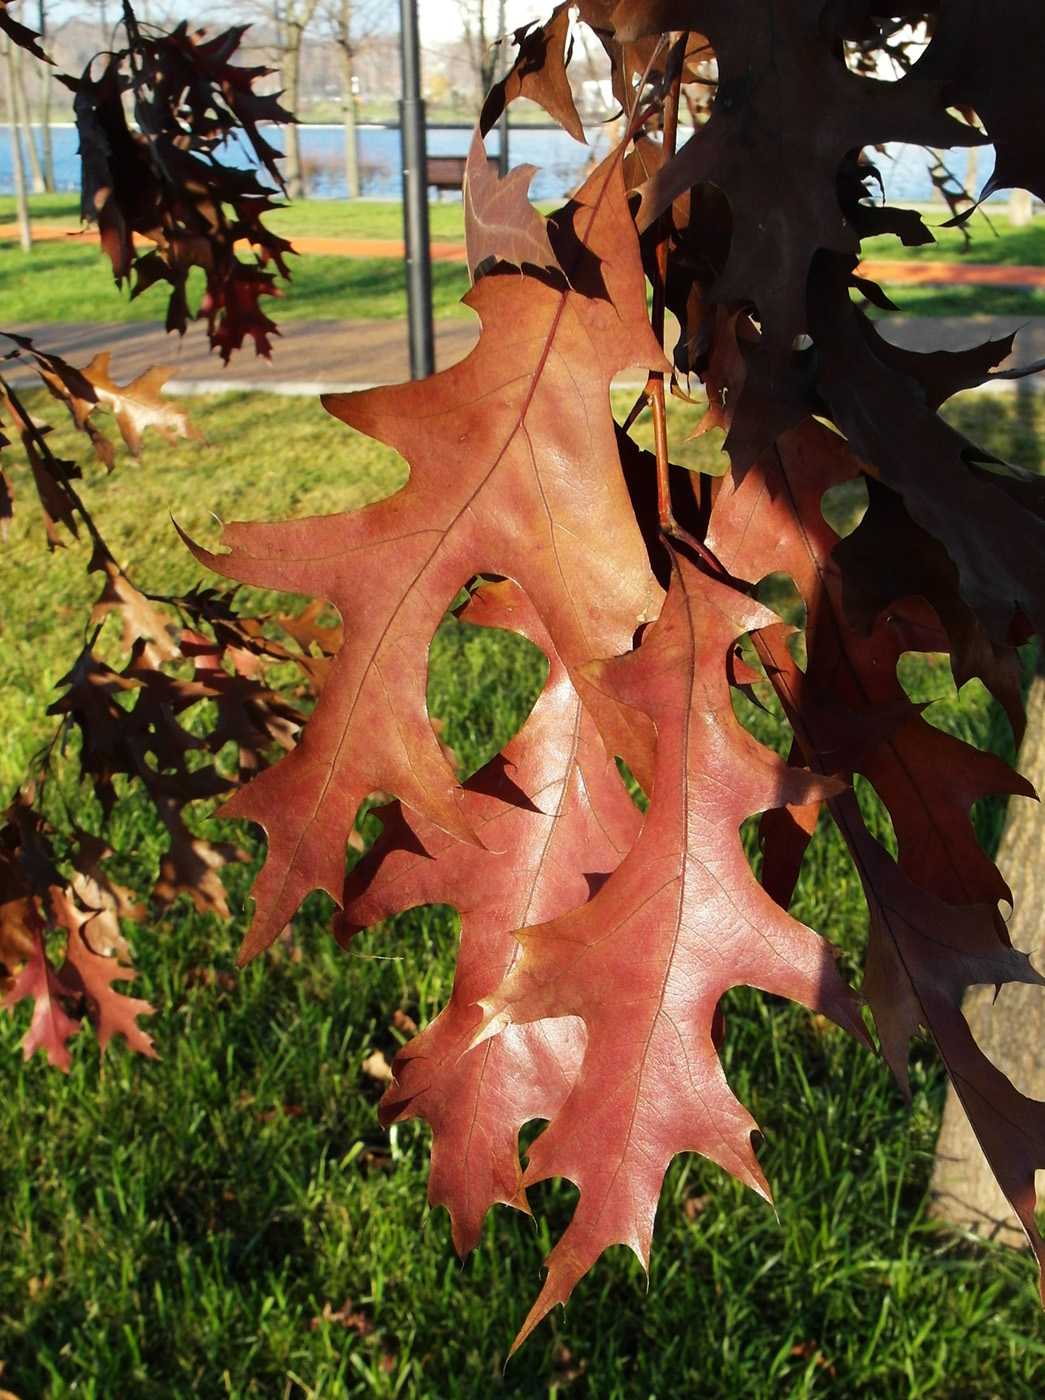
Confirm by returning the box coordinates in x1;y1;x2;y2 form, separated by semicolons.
42;0;545;41
417;1;548;47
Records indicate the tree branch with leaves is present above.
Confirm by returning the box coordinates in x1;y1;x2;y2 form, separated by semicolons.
4;0;1045;1357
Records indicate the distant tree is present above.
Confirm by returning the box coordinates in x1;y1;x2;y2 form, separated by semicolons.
455;0;504;110
243;0;320;198
0;29;32;244
321;0;382;197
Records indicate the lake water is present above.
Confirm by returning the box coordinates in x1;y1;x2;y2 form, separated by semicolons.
0;122;990;206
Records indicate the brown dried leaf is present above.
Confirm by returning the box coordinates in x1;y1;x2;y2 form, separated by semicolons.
481;553;865;1351
191;152;666;962
339;579;641;1253
480;3;586;144
464;129;559;282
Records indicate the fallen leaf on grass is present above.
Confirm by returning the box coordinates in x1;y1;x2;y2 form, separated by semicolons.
184;967;238;994
551;1341;587;1386
361;1048;393;1085
254;1101;304;1123
790;1342;836;1377
682;1192;712;1222
392;1008;418;1038
310;1298;374;1336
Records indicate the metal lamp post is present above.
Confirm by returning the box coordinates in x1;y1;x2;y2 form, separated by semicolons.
399;0;435;379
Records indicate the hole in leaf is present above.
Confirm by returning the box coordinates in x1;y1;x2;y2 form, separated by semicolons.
852;773;898;858
614;756;648;812
755;571;806;630
729;656;791;755
820;476;868;537
840;21;931;80
896;650;957;709
427;611;547;782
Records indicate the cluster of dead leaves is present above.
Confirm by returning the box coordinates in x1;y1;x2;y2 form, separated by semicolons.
5;0;1045;1357
3;5;295;359
55;8;294;359
0;335;335;1068
188;0;1045;1351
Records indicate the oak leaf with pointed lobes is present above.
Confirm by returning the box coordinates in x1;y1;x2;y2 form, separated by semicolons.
706;418;1031;922
1;920;82;1071
338;579;642;1255
913;0;1045;204
748;618;1045;1290
73;354;200;461
477;550;867;1352
190;151;666;964
834;477;1026;741
833;788;1045;1303
463;130;559;283
810;254;1045;647
481;3;586;145
67;17;294;359
55;921;157;1060
0;0;49;62
632;0;976;360
11;340;200;464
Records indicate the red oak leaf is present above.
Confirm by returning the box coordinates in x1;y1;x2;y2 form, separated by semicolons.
190;150;666;961
338;579;641;1253
836;790;1045;1301
55;923;157;1059
480;550;866;1351
809;254;1045;646
480;3;586;144
464;129;559;282
633;0;975;359
706;418;1031;918
1;918;81;1072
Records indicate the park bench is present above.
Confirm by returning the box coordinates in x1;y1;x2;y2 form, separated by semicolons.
425;153;500;196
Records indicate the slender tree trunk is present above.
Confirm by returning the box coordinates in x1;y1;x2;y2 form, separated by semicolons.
38;0;54;191
1010;187;1034;227
11;45;45;194
965;143;979;203
39;61;53;190
1;38;32;250
340;43;361;198
282;32;304;199
930;657;1045;1243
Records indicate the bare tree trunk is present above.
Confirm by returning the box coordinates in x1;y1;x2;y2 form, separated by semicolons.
38;0;54;191
1;37;32;250
965;143;979;203
1009;187;1034;227
10;44;45;194
282;35;304;199
340;41;361;197
458;1;497;110
930;657;1045;1243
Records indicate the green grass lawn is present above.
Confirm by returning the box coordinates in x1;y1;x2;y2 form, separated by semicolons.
861;209;1045;264
2;196;1043;328
0;194;473;243
1;389;1044;1397
0;241;473;324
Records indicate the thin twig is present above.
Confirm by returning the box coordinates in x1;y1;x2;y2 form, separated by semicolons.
647;32;687;532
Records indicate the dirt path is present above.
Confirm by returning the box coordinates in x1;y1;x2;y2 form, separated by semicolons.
5;224;1043;285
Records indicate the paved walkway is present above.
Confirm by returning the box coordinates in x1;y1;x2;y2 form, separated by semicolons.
4;315;1045;396
1;319;484;394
